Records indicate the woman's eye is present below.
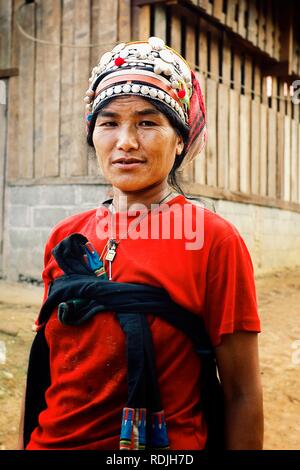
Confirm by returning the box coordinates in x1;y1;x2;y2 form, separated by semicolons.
99;121;117;127
140;120;156;127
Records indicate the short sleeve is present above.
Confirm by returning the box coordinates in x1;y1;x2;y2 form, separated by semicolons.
204;232;261;347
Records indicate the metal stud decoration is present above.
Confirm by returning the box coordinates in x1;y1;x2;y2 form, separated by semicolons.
84;36;194;125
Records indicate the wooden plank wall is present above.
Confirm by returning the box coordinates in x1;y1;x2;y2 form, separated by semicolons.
6;0;300;210
197;0;282;62
7;0;130;182
0;0;12;68
0;80;7;267
137;0;300;207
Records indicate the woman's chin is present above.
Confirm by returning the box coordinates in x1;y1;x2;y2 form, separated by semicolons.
105;175;154;193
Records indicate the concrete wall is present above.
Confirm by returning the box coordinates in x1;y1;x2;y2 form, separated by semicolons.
3;185;108;281
2;185;300;282
214;200;300;275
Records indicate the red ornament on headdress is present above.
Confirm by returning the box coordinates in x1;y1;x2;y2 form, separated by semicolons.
115;57;125;66
177;89;186;99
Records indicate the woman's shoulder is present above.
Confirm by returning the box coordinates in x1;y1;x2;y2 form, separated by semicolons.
184;196;242;245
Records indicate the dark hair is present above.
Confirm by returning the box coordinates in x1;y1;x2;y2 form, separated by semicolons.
87;94;190;195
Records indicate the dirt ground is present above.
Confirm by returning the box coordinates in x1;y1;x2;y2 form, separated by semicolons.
0;267;300;450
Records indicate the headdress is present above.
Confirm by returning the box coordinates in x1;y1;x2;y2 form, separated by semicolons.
84;36;207;163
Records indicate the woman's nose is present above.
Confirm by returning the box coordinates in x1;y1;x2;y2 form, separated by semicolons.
116;125;139;151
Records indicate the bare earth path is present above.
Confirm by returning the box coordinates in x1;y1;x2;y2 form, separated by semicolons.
0;268;299;450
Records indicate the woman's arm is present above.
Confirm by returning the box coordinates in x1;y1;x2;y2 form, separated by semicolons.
214;331;264;449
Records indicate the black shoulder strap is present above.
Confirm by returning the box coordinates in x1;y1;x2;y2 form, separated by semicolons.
23;326;50;449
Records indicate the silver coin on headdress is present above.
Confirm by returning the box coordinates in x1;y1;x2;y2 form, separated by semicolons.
112;43;126;55
177;59;191;83
119;48;129;59
148;36;165;51
99;52;112;68
159;49;174;64
135;43;152;55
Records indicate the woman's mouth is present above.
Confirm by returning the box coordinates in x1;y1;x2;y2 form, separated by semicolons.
112;157;145;169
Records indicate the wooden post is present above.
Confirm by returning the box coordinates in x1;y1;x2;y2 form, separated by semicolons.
228;48;240;191
239;56;251;194
209;26;219;82
217;34;230;189
170;11;181;52
198;18;207;76
237;0;247;39
250;64;261;195
33;0;44;178
194;19;207;185
59;0;75;178
226;0;238;33
283;114;291;201
259;102;268;197
234;49;241;94
290;83;299;203
0;0;12;68
185;22;196;69
154;3;166;42
229;86;239;191
118;0;131;43
88;0;102;177
212;0;224;23
298;124;300;203
7;0;23;180
206;78;217;187
267;76;277;198
257;0;266;53
18;1;35;179
42;0;61;178
71;0;91;177
273;1;280;61
0;80;6;270
198;0;208;11
206;25;219;187
138;4;151;41
247;0;258;47
265;0;274;57
182;22;196;183
276;80;285;200
278;1;293;76
88;0;118;177
290;119;298;203
194;71;206;185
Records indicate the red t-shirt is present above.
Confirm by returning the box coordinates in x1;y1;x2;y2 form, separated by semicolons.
26;195;260;450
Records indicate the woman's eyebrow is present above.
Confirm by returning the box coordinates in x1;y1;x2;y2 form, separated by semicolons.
134;109;161;116
98;111;119;118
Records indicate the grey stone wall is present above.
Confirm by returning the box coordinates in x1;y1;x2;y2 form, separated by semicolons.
3;185;108;281
214;200;300;275
2;185;300;282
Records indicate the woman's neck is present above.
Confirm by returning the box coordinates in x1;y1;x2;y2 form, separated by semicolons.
112;185;175;212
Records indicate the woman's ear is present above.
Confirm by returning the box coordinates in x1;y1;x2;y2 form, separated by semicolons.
175;136;184;156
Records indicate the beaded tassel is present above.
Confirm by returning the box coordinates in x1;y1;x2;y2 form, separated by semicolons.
150;410;170;449
119;407;147;450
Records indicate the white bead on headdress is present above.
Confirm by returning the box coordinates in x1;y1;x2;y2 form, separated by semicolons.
85;36;194;125
85;37;208;165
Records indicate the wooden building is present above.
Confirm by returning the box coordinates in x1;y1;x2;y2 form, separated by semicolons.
0;0;300;280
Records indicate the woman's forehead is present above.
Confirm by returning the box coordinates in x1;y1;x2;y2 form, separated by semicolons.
99;96;164;116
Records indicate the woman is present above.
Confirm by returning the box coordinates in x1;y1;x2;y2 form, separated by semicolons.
20;37;263;450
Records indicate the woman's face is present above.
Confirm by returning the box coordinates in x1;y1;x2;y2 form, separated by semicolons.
92;96;184;193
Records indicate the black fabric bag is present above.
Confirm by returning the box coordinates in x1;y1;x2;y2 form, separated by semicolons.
23;322;224;450
23;232;224;449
